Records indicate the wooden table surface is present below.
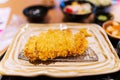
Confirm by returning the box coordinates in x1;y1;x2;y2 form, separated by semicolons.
0;0;120;26
0;0;64;25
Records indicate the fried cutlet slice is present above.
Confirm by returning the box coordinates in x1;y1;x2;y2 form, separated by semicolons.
24;36;38;61
24;29;90;61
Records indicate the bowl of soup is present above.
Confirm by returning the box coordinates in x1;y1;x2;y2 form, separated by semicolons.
103;20;120;47
103;21;120;39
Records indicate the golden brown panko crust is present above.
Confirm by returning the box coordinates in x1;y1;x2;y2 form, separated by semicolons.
24;29;90;62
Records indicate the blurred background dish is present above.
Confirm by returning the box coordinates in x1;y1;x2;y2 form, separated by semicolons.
88;0;112;7
87;0;112;25
23;5;48;23
95;11;113;25
103;20;120;47
88;0;112;12
95;5;111;13
60;0;96;22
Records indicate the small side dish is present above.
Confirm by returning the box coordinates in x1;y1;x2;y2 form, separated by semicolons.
103;21;120;39
60;1;95;22
88;0;112;6
23;5;48;22
95;12;113;25
64;2;92;15
24;28;91;63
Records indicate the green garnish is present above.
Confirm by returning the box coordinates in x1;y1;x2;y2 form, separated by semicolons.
98;15;108;21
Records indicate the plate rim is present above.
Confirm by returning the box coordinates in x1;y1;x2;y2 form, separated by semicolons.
0;23;120;77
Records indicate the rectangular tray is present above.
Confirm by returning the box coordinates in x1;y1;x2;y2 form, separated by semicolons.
0;23;120;78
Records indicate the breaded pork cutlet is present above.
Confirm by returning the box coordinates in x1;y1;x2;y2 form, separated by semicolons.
24;29;91;62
